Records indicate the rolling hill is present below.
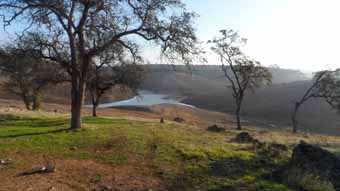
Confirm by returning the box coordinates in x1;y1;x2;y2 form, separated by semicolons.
1;64;337;135
141;65;340;135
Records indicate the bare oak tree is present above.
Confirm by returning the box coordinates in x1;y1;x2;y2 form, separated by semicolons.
292;69;340;133
0;0;202;129
209;30;272;130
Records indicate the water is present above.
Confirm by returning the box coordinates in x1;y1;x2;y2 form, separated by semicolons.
96;90;195;108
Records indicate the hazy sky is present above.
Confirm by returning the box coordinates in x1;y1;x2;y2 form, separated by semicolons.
0;0;339;71
183;0;340;71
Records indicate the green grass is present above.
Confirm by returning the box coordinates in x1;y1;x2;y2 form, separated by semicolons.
0;113;299;190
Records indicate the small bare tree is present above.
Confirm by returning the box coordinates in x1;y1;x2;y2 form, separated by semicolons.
86;41;144;117
209;30;272;130
292;69;340;133
87;62;144;117
0;46;65;110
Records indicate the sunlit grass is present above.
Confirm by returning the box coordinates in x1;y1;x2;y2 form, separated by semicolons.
0;112;339;190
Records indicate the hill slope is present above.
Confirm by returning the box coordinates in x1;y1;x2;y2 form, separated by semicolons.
0;64;337;135
141;65;340;135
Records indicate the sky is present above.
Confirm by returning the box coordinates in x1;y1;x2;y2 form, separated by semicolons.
1;0;339;72
182;0;340;71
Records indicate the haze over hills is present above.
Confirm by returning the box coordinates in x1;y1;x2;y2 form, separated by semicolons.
1;64;337;135
141;64;340;135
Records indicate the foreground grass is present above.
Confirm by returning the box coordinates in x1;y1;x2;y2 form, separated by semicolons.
0;113;337;191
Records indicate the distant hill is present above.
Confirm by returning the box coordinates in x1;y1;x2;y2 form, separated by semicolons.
141;64;309;96
1;63;337;135
141;64;340;135
143;64;308;83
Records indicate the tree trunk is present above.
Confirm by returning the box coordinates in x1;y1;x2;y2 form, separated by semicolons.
236;104;242;130
92;103;97;117
32;90;42;111
91;95;98;118
92;94;102;117
292;102;301;133
68;35;86;129
23;99;31;111
22;95;32;110
90;89;101;118
70;76;86;129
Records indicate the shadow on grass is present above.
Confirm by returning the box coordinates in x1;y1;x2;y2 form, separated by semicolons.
167;148;290;191
169;158;254;191
0;128;72;139
0;115;70;128
0;114;73;138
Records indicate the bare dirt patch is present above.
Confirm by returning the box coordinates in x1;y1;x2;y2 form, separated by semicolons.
0;152;165;191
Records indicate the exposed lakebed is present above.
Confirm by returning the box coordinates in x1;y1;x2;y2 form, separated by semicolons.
91;90;194;108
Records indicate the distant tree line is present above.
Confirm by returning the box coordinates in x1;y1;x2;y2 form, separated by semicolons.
0;44;65;111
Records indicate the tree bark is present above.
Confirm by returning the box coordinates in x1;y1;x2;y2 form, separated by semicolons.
92;103;97;117
236;101;242;130
22;95;32;111
292;102;301;133
91;95;98;118
32;90;42;111
23;99;31;111
91;93;102;117
70;76;86;129
89;85;100;118
69;37;88;129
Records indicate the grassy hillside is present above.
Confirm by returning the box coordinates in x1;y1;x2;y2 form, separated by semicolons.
1;110;340;191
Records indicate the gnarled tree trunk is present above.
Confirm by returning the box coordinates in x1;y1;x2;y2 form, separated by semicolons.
22;95;32;111
32;89;43;111
70;74;86;129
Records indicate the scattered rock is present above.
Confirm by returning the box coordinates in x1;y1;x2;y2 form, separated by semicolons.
232;132;255;143
288;141;340;189
174;117;184;123
207;124;225;133
16;164;56;177
100;185;113;191
0;159;11;165
70;146;78;151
